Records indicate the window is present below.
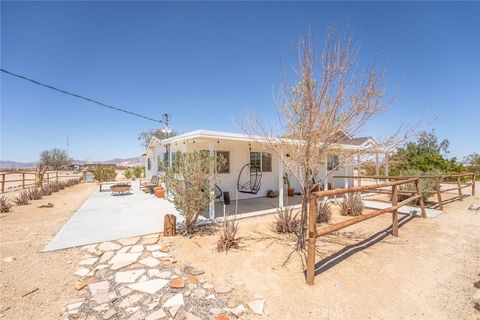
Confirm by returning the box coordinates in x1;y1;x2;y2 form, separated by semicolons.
261;152;272;172
216;151;230;174
147;158;151;170
327;155;340;171
250;152;272;172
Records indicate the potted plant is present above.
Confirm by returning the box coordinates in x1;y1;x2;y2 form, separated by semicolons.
283;173;295;197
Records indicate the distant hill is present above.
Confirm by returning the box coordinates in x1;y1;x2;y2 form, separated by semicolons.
0;157;144;169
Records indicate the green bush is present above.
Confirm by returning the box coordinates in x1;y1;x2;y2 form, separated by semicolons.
397;169;442;203
93;167;117;182
124;169;133;179
132;166;144;179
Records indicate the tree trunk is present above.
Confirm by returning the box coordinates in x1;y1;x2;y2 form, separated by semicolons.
35;165;47;188
297;187;310;250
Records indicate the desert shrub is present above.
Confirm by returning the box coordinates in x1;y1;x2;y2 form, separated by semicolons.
27;188;43;200
164;151;221;234
124;169;133;179
217;217;241;252
340;193;363;216
57;181;66;190
132;166;144;179
274;205;299;233
49;183;59;192
93;167;117;182
41;186;53;196
316;200;332;224
0;196;13;213
397;168;441;203
14;191;30;206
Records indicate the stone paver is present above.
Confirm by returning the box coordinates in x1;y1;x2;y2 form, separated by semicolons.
115;270;146;283
98;241;121;251
128;279;169;294
145;309;167;320
140;257;160;267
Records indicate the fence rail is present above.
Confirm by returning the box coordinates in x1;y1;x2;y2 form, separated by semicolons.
0;171;83;193
306;178;425;285
332;173;475;210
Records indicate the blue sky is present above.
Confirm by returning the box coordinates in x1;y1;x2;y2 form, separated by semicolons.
1;1;479;162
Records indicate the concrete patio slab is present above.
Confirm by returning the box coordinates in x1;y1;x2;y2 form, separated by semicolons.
43;182;184;251
362;200;443;218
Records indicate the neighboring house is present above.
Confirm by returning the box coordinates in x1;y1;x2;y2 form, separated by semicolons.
144;129;385;218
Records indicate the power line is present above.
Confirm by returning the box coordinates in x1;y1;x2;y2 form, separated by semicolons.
1;68;165;124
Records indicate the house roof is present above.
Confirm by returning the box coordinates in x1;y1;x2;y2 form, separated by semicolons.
145;129;379;153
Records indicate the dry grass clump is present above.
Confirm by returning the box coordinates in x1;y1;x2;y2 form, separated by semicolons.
316;200;332;223
27;188;43;200
274;205;299;234
0;196;13;213
13;191;30;206
340;193;363;216
217;216;241;252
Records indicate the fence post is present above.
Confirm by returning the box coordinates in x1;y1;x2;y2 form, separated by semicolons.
391;184;398;237
22;173;25;189
414;179;427;218
46;172;50;184
306;194;318;285
456;176;463;201
473;174;476;196
1;173;5;193
435;177;443;210
56;172;59;182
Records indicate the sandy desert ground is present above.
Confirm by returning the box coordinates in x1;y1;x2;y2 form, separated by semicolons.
0;182;479;319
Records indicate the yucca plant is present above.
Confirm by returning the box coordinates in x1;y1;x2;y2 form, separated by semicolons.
27;188;43;200
13;191;30;206
57;181;66;190
49;183;59;192
41;186;53;196
317;200;332;224
274;205;299;234
340;192;363;216
0;196;13;213
217;216;241;252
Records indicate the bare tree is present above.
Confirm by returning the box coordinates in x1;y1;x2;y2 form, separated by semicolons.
242;26;398;249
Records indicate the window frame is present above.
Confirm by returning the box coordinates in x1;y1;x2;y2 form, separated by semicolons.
250;151;272;173
215;150;230;174
327;154;340;171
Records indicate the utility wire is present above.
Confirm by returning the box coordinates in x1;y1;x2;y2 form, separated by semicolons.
1;68;164;123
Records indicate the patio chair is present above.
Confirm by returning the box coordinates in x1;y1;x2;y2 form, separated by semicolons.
141;175;160;193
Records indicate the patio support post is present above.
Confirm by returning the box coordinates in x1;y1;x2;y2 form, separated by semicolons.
208;144;215;220
385;152;389;182
357;154;361;186
375;153;380;184
278;156;284;208
323;156;328;200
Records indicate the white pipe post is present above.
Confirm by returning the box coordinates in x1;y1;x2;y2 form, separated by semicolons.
375;153;380;184
278;155;284;208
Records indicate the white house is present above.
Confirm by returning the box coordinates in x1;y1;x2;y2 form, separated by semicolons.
144;129;383;219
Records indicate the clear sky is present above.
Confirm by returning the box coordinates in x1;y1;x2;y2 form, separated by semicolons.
1;1;479;162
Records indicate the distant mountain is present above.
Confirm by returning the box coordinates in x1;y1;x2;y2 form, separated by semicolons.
0;156;144;169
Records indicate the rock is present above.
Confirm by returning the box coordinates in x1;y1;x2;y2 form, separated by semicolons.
147;302;159;311
99;251;115;263
139;252;150;260
206;294;216;300
85;277;97;284
80;257;99;266
203;283;214;289
67;301;83;311
142;236;158;245
110;260;133;271
93;303;109;312
248;299;265;315
146;244;161;251
102;308;117;320
474;280;480;289
119;293;145;308
125;306;140;314
168;305;181;318
92;292;117;304
98;241;121;251
88;281;110;295
129;263;145;269
225;305;245;318
96;264;110;270
139;275;148;282
82;244;97;253
189;268;205;275
468;203;480;210
185;312;202;320
109;252;142;264
130;245;144;253
169;278;185;289
119;287;133;296
473;289;480;304
140;257;160;267
148;269;160;277
93;250;104;257
118;237;140;246
115;270;146;283
158;247;170;253
118;246;132;253
214;283;234;294
163;293;184;308
128;279;169;294
215;315;230;320
75;280;87;290
151;251;168;258
188;275;198;283
74;268;90;277
128;310;146;320
158;271;171;279
145;309;167;320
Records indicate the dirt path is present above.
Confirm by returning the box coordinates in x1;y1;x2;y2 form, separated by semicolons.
0;183;97;319
174;187;480;319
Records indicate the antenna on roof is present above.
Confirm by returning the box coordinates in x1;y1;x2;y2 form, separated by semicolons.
161;113;172;137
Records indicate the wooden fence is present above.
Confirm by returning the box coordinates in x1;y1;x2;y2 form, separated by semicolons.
332;173;475;210
0;171;83;193
306;178;425;285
